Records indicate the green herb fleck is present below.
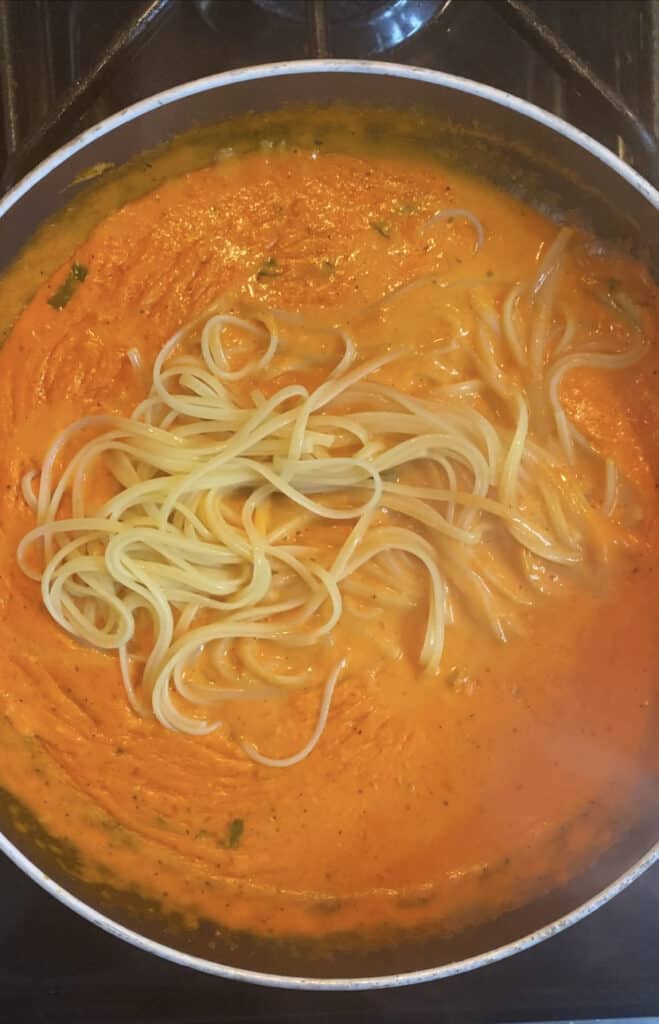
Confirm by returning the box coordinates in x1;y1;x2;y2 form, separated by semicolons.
97;817;120;833
256;256;282;280
321;259;335;273
397;202;418;215
47;263;88;309
311;897;342;915
369;220;391;239
220;817;244;849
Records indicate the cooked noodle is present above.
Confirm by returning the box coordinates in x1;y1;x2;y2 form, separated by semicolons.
17;225;649;764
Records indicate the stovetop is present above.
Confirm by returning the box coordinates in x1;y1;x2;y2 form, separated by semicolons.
2;854;659;1021
2;0;658;188
1;1;658;1020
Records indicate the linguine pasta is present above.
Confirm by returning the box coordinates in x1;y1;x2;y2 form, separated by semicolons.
17;224;649;765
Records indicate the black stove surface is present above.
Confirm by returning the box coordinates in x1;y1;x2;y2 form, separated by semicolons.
1;1;659;1020
2;853;659;1021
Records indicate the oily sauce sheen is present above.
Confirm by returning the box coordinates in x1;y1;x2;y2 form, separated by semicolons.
0;131;658;941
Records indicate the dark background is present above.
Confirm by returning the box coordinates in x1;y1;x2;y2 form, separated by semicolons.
2;854;659;1022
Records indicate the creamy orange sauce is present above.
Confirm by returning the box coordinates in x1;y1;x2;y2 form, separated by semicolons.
0;133;658;943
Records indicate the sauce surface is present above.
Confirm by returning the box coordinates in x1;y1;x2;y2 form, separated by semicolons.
0;134;658;942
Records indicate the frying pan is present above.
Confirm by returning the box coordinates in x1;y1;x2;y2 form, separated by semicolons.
0;60;658;990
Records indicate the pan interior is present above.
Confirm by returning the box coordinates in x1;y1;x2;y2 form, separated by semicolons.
0;86;658;985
